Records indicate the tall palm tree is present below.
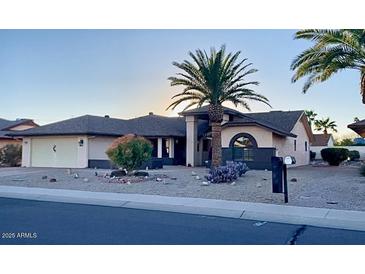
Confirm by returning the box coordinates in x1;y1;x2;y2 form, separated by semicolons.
314;118;338;135
291;29;365;103
167;45;270;167
304;110;317;128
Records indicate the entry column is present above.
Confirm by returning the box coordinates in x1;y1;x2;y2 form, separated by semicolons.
186;116;197;166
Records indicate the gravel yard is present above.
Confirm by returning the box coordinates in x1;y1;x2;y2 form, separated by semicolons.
0;165;365;211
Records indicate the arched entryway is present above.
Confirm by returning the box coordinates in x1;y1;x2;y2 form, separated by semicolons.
229;133;258;161
229;133;258;148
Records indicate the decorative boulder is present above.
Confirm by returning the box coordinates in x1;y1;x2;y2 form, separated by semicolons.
110;170;127;177
133;171;149;177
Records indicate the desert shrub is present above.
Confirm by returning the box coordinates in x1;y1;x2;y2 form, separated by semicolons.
348;150;360;161
0;144;22;167
359;165;365;176
205;162;249;184
321;147;349;166
334;138;355;146
106;134;153;171
310;151;316;161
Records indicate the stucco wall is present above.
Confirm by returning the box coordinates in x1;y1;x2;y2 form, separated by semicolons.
88;137;116;160
273;118;310;166
9;124;35;131
311;136;334;159
221;125;273;148
312;145;365;160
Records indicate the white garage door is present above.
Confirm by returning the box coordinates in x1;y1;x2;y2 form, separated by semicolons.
31;137;78;168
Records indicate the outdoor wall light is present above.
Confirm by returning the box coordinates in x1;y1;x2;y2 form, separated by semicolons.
79;139;84;147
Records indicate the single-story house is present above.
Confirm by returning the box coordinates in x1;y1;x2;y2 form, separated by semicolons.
310;134;335;159
10;106;313;169
0;118;38;149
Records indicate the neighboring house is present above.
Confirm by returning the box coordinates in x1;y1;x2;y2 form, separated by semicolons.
0;118;38;149
348;119;365;137
10;106;313;169
310;134;335;159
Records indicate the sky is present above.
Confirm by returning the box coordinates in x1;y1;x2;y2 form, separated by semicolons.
0;29;363;138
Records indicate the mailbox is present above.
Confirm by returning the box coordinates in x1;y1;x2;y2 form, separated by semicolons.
284;156;296;165
271;156;283;193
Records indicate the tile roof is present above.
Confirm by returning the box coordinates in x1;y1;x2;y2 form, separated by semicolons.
7;108;306;139
312;134;332;146
0;118;35;139
8;114;209;138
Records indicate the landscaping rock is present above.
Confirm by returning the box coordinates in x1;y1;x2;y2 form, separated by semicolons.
195;175;201;180
42;176;48;180
83;178;89;182
230;181;236;186
134;171;149;177
126;181;131;185
156;177;163;182
49;178;57;182
110;170;127;177
191;171;197;176
256;183;262;188
290;178;298;182
73;173;79;179
201;181;209;186
253;221;267;227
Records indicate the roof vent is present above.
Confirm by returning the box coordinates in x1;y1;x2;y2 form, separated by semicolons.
104;115;110;118
149;112;154;115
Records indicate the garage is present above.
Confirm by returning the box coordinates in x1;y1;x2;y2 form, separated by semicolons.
31;137;79;168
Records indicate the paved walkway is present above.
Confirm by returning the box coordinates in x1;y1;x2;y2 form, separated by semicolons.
1;185;365;232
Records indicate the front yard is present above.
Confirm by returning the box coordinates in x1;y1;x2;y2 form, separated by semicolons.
0;165;364;211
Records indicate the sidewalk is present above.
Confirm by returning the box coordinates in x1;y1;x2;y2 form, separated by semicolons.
1;185;365;232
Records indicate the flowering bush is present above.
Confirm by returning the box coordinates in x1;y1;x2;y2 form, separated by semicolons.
0;144;22;167
205;162;248;184
106;134;153;171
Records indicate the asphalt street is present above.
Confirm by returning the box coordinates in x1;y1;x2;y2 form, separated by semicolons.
1;197;365;244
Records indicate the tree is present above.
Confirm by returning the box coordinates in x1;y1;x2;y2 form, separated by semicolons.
167;45;270;167
304;110;317;128
314;117;338;134
354;117;360;123
0;144;22;167
291;29;365;103
106;134;153;171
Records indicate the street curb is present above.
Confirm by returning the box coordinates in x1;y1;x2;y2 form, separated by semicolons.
1;185;365;232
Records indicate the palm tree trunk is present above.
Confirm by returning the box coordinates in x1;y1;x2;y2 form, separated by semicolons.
208;104;224;167
211;122;222;167
361;70;365;104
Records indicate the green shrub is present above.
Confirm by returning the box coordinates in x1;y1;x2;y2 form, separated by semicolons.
106;134;153;171
0;144;22;167
348;150;360;161
321;148;349;166
360;165;365;176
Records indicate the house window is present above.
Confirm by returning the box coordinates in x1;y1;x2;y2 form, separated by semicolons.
243;148;254;161
294;140;297;151
305;141;308;152
203;139;210;152
162;138;169;157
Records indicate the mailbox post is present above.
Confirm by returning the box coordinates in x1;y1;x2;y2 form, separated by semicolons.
271;156;296;203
